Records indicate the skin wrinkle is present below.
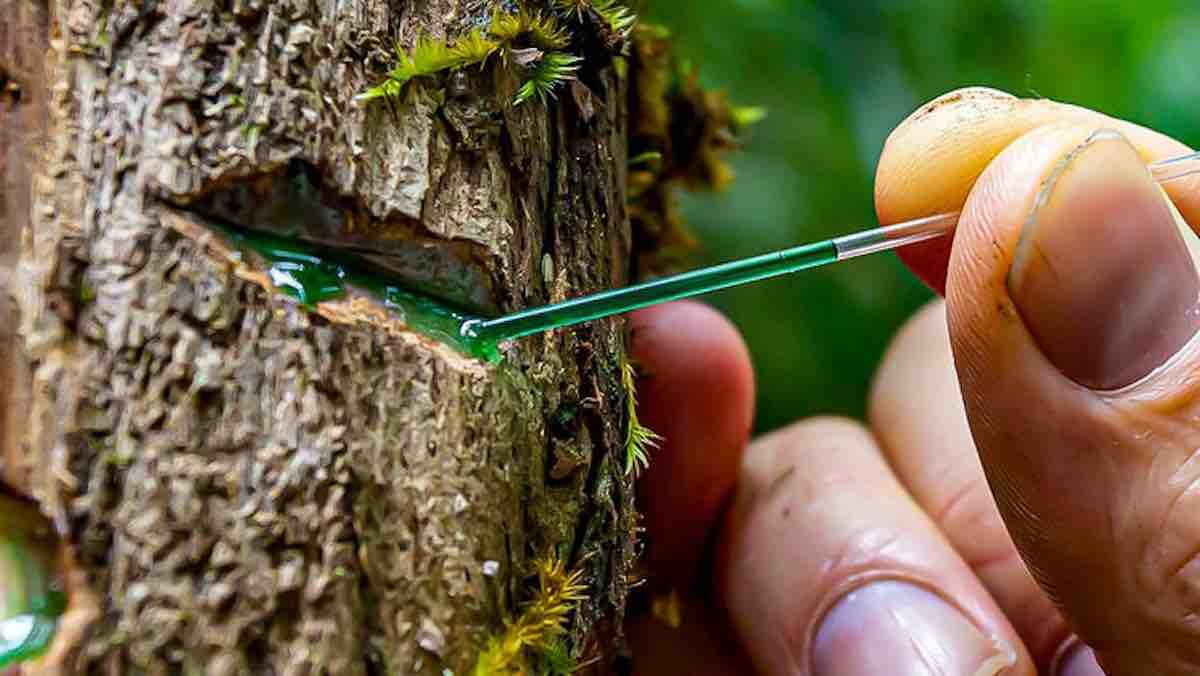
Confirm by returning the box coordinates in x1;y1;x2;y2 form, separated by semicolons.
1163;447;1200;525
1156;452;1200;606
1108;401;1200;618
1122;437;1161;604
1165;538;1200;605
930;476;988;535
964;538;1024;588
766;464;797;503
928;473;1030;584
818;527;905;581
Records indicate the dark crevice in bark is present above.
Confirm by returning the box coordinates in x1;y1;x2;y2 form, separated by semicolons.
109;0;167;63
542;100;597;571
569;364;609;570
348;481;376;676
163;158;498;315
0;71;21;108
541;107;562;305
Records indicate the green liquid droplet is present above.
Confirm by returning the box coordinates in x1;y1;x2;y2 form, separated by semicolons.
0;530;66;668
462;241;839;344
0;613;60;668
208;224;846;364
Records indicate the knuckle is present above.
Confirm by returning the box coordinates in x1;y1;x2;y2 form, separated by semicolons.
768;416;871;452
743;416;871;499
1118;449;1200;664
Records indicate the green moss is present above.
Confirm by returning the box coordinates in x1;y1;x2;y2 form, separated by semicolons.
515;52;583;105
626;23;764;275
472;555;586;675
535;638;578;675
621;358;660;477
358;8;600;106
77;281;96;304
564;0;636;34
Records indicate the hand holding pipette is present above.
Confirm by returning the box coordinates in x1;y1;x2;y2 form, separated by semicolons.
627;89;1200;675
462;145;1196;351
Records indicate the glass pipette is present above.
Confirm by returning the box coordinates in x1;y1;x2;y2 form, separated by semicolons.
460;151;1200;355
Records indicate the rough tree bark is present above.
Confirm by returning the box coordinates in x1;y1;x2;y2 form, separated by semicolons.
1;0;639;673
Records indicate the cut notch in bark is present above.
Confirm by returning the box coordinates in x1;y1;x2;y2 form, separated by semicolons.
174;157;500;317
160;209;499;363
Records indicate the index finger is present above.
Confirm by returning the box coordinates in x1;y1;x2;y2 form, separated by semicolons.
876;87;1199;294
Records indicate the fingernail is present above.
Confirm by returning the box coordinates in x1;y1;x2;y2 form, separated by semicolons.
1055;642;1105;676
812;581;1015;676
1009;130;1200;390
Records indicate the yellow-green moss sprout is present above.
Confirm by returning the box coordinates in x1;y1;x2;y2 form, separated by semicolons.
357;11;584;106
538;639;579;675
622;359;661;477
473;555;588;675
491;10;572;51
554;0;638;41
356;30;498;102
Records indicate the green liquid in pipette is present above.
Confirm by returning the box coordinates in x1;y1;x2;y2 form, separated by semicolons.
216;226;841;364
461;241;839;350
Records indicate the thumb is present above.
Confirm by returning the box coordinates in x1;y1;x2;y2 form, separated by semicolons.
946;124;1200;674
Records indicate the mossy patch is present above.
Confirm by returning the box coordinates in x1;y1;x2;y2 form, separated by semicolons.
472;554;588;675
358;8;606;106
626;23;765;276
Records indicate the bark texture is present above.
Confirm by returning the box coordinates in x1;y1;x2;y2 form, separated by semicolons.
1;1;637;673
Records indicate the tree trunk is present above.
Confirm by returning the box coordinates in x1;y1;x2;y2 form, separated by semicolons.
1;1;638;673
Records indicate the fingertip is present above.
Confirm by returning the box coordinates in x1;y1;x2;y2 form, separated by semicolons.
868;300;953;431
629;301;755;590
874;87;1196;295
876;87;1024;294
714;415;1033;676
630;301;755;404
896;238;954;296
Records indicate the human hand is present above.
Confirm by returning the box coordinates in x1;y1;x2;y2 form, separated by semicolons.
624;88;1200;675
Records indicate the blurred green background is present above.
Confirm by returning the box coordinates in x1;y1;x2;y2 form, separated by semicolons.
646;0;1200;434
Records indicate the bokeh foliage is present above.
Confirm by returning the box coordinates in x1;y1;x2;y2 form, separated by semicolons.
647;0;1199;433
